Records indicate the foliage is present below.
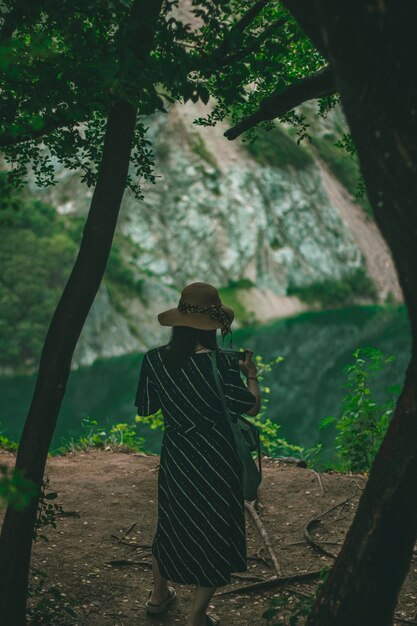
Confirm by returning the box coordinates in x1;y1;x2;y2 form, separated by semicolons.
0;181;148;370
218;279;258;327
0;181;79;371
249;353;324;469
57;417;149;454
287;266;377;308
243;123;314;170
188;131;219;169
313;133;373;218
0;0;332;200
0;463;38;511
319;347;399;473
262;565;331;625
33;476;64;542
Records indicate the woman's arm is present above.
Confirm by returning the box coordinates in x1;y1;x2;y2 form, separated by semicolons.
238;350;261;417
245;377;261;416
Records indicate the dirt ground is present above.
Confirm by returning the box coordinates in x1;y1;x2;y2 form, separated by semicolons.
1;448;417;626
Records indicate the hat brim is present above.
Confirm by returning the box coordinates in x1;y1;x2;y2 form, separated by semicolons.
158;305;234;330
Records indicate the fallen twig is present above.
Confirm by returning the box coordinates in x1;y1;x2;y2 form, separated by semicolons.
105;559;150;568
117;522;137;543
216;569;323;595
304;519;337;559
303;495;358;559
245;500;282;575
394;617;417;625
110;534;151;549
310;469;324;495
55;511;80;518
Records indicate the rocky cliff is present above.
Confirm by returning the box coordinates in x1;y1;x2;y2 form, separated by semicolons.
18;101;402;370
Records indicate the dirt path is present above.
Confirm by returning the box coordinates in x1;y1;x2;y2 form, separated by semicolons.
1;449;416;625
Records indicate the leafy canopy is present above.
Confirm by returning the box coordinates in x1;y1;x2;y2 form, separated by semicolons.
0;0;332;199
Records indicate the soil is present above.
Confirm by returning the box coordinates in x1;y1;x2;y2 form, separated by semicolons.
1;448;416;626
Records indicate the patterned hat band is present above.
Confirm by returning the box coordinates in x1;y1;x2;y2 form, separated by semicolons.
178;299;232;338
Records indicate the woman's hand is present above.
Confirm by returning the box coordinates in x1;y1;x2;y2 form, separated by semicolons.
238;349;257;378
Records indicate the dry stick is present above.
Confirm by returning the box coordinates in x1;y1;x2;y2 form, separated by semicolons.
110;534;150;549
303;495;358;559
216;569;323;596
304;519;338;559
105;559;150;568
394;618;417;625
244;502;312;599
118;522;137;543
310;469;324;495
245;500;282;575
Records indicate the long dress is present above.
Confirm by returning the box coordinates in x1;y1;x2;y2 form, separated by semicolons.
134;346;257;587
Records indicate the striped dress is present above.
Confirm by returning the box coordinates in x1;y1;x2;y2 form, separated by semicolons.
134;346;257;587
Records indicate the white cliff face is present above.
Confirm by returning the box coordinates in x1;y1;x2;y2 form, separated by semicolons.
27;101;401;369
121;103;363;293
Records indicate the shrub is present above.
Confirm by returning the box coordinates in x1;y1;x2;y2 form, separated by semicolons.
319;347;399;473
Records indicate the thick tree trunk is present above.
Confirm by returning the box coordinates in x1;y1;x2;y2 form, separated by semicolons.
0;98;137;624
282;2;417;625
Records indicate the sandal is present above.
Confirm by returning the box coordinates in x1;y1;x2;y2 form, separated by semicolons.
205;614;221;626
145;586;176;614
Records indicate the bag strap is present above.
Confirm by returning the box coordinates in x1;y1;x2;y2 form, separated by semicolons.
210;350;235;428
210;351;262;481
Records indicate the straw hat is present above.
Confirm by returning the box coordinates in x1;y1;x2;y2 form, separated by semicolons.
157;282;234;338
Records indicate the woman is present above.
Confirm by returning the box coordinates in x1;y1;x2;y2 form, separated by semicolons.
134;282;261;626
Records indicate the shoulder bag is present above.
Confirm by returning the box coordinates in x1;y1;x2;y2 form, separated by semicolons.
210;349;262;502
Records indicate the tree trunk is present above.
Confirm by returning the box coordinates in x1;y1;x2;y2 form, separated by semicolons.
0;2;163;619
0;98;137;624
283;2;417;625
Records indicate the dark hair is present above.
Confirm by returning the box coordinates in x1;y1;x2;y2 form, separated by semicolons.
160;326;224;372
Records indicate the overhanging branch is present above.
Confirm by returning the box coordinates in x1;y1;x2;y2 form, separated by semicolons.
218;17;286;69
223;65;335;140
0;116;80;148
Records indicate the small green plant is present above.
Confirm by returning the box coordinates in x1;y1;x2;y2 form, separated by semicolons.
262;565;331;625
248;354;324;469
58;416;149;454
319;347;399;473
34;476;64;542
0;464;38;511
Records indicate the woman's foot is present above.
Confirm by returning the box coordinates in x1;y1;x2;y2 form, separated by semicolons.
149;588;170;604
188;613;220;626
146;586;176;614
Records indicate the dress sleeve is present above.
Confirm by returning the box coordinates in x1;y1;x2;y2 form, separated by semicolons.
134;352;161;416
219;355;257;415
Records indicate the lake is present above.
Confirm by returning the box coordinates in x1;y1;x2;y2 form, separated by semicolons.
0;304;411;459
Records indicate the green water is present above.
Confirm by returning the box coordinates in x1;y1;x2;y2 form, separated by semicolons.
0;304;411;455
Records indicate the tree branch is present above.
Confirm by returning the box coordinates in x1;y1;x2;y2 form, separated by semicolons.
0;116;78;148
223;65;335;140
200;0;271;68
218;17;286;69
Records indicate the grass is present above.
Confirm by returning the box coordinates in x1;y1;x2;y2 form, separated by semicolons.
218;278;258;327
288;266;378;308
243;124;314;171
312;134;373;218
188;132;219;169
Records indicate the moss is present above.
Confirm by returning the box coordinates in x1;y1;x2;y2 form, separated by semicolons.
313;135;373;218
288;266;378;308
243;124;314;170
218;278;257;326
188;132;219;169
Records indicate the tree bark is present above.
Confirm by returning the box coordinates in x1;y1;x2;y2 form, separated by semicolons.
0;0;163;621
0;97;137;626
281;2;417;625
